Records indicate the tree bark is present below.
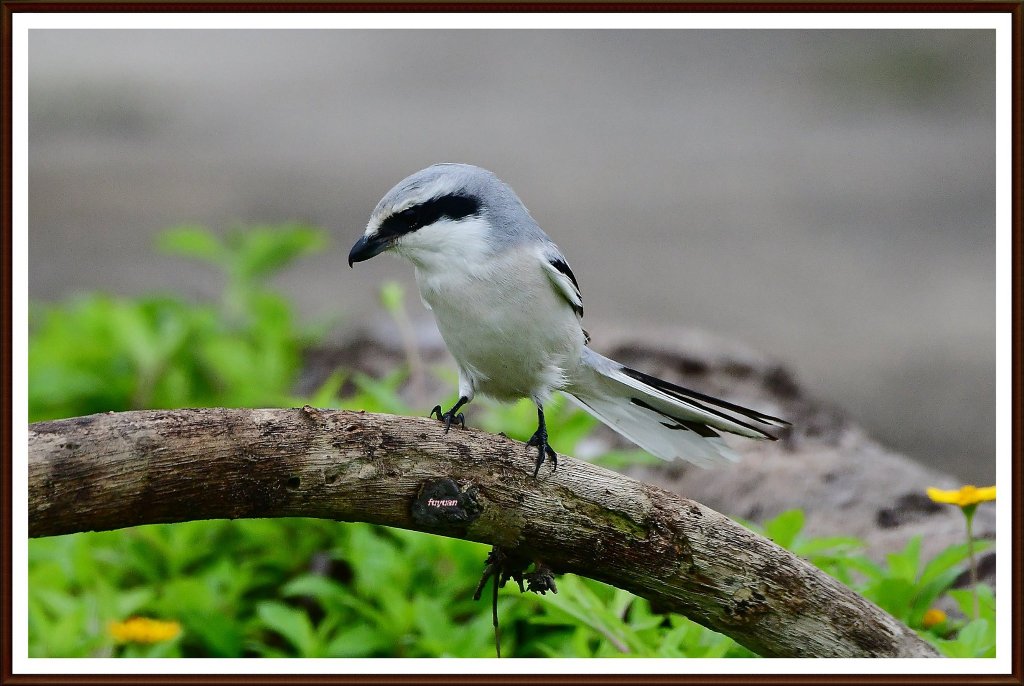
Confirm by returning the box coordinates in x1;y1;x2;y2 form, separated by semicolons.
28;407;938;658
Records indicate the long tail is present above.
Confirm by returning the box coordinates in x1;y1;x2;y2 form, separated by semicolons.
566;348;789;467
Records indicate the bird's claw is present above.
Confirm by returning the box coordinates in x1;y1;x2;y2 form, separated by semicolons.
430;404;465;433
527;430;557;478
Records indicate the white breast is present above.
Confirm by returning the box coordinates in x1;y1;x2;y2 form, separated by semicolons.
411;240;586;403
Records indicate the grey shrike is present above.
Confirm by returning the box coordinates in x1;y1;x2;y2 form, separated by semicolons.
349;163;788;476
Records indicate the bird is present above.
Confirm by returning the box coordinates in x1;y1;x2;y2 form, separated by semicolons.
348;163;789;477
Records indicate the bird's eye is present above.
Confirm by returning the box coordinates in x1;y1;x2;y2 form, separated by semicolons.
399;208;419;228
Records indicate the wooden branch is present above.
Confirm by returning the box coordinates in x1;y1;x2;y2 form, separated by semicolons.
28;408;938;658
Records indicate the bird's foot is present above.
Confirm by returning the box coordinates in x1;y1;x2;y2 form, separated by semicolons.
526;428;557;478
430;404;466;433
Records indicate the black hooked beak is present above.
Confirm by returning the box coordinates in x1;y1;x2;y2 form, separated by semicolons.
348;233;390;267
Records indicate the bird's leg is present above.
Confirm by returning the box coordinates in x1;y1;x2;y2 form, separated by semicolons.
526;404;558;477
430;395;469;433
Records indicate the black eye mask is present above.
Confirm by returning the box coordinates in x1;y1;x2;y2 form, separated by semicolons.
378;193;482;240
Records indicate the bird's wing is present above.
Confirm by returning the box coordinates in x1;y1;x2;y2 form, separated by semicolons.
538;244;584;318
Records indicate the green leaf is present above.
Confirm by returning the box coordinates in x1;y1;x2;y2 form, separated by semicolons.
281;575;349;606
231;224;327;280
589;448;661;471
840;554;888;583
188;613;244;657
908;567;966;626
537;577;639;654
948;584;995;622
863;578;916;620
255;601;317;656
763;510;804;549
303;370;347;408
114;588;155;617
379;281;405;315
975;583;997;618
792;536;864;556
886;536;922;583
918;540;990;587
935;618;995;658
30;587;80;619
346;371;412;415
157;225;224;262
324;625;390;658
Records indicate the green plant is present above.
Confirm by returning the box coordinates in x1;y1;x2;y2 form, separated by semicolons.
743;509;996;658
528;576;753;657
852;536;995;657
29;223;327;421
156;223;327;328
926;485;997;619
930;585;996;657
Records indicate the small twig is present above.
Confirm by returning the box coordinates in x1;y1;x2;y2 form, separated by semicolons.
492;565;501;658
473;547;515;657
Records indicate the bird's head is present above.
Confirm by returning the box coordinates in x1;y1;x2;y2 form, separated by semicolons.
348;163;538;270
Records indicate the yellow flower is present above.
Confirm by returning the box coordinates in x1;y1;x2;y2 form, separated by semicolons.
921;608;947;629
926;485;996;508
109;617;182;644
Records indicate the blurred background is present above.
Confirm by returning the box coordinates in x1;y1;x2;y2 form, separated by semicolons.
28;28;996;482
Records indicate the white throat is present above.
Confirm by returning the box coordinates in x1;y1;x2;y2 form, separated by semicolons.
393;215;494;275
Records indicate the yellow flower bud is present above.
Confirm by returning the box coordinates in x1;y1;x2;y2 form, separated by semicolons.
921;608;947;629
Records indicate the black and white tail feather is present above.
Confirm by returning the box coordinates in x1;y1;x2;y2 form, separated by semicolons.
569;348;788;467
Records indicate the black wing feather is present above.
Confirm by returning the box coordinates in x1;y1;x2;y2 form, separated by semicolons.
547;256;584;317
629;397;723;438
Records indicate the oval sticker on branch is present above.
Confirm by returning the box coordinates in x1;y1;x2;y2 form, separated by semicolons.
411;478;483;529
